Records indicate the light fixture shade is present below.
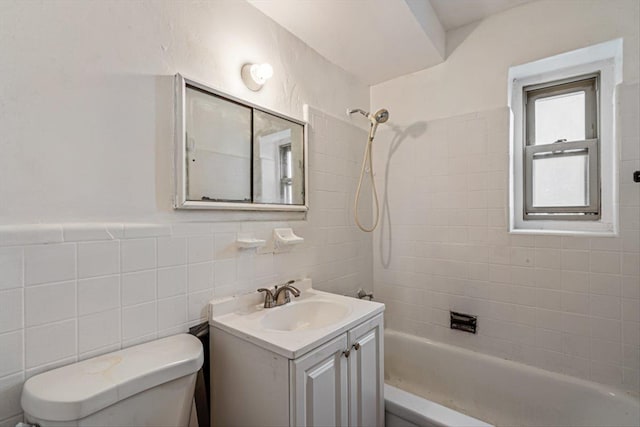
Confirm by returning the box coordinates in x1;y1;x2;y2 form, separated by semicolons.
241;63;273;91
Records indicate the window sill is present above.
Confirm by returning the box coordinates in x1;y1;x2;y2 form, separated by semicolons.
509;225;618;237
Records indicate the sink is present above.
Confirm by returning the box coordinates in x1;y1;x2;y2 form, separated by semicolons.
261;300;351;331
209;278;385;358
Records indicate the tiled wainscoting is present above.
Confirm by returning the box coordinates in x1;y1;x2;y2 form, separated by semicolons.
373;83;640;395
0;107;373;425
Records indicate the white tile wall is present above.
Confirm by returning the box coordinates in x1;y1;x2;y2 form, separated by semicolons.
121;270;156;306
0;332;22;378
78;309;120;354
187;262;214;293
0;373;23;427
25;281;76;327
25;320;77;368
157;237;187;268
24;244;76;286
0;289;22;334
78;275;120;316
373;83;640;394
157;266;187;298
158;295;187;331
122;302;157;342
0;248;22;290
0;106;372;423
187;236;214;264
121;238;157;273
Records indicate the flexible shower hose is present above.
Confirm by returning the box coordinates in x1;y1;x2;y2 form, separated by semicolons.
354;133;380;232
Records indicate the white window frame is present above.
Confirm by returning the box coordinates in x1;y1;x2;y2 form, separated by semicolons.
508;39;622;236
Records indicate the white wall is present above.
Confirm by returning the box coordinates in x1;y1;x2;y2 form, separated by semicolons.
0;0;368;224
371;0;640;394
372;0;639;123
0;112;374;421
0;1;373;425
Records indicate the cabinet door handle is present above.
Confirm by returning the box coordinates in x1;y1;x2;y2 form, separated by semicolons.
342;349;350;358
352;342;361;351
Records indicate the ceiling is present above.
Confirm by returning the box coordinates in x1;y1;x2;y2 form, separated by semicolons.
429;0;535;31
248;0;536;85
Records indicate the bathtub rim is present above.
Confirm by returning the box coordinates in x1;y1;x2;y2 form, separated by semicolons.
385;383;494;427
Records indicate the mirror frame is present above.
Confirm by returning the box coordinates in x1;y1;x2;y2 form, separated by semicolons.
174;74;308;211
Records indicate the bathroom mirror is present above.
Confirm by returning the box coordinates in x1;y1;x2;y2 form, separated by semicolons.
174;74;307;211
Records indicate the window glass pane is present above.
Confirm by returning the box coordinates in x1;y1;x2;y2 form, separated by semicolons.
532;153;588;207
534;91;585;144
253;111;304;205
280;144;293;204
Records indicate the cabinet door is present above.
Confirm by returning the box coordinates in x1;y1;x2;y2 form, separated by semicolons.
348;314;384;427
291;334;349;427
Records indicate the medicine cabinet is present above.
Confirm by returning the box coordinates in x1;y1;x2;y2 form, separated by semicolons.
174;74;307;211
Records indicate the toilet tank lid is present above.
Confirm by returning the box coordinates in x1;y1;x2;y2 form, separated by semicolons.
21;333;204;422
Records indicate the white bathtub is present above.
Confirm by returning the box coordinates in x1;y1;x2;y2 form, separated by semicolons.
384;329;640;427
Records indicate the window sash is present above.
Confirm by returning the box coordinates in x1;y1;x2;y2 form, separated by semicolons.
525;74;599;146
524;139;600;219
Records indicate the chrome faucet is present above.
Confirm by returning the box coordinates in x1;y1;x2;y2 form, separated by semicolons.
274;280;300;305
257;280;300;308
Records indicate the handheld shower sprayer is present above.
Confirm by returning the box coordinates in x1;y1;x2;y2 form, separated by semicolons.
346;108;389;123
347;107;390;232
347;108;389;140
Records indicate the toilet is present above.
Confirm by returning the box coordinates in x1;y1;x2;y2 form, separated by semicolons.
20;334;204;427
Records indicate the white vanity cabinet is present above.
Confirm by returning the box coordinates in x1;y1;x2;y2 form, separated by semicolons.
209;282;385;427
291;314;384;427
291;334;349;426
211;301;384;426
347;314;385;426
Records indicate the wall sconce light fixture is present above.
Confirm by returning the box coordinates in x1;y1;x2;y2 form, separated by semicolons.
241;63;273;91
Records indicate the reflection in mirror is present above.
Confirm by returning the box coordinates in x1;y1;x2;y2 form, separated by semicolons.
253;110;305;205
185;86;252;202
175;74;307;211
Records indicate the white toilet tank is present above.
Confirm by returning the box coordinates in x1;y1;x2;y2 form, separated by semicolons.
21;334;204;427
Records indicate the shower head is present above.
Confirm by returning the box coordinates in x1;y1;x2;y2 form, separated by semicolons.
372;109;389;124
347;107;390;124
347;107;390;141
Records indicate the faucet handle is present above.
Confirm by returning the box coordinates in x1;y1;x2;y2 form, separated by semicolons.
257;288;275;308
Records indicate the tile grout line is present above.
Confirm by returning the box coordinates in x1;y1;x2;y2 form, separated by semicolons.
154;237;158;339
21;246;26;388
119;239;123;348
75;243;79;361
155;237;159;339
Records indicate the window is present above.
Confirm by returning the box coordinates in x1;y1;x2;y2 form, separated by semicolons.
279;143;293;204
508;39;622;235
523;74;600;220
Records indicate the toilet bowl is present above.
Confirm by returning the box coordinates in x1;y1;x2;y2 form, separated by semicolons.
21;334;204;427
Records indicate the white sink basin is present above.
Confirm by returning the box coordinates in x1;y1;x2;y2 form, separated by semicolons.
261;300;351;331
209;279;385;358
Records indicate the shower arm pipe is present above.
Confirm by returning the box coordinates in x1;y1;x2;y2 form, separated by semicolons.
347;108;370;117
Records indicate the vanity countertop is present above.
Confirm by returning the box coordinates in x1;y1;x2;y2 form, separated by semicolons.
209;279;384;359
